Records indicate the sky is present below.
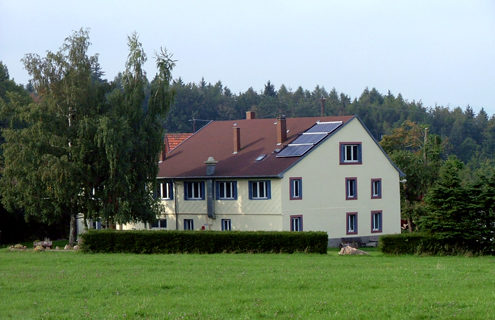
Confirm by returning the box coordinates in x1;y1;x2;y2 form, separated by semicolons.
1;0;494;115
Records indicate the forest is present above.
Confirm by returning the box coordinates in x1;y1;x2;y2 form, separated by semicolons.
165;79;494;166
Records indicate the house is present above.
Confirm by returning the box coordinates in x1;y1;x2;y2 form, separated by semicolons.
122;111;403;246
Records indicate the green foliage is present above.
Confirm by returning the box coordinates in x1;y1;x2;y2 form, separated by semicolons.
90;33;175;225
1;30;103;233
80;230;328;254
379;233;426;254
380;121;445;230
0;30;175;243
419;157;495;254
380;233;493;255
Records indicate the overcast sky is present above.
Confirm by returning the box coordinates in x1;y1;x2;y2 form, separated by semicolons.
1;0;494;115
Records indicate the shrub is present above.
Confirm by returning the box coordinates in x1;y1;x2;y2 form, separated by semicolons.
379;233;494;255
80;230;328;254
379;233;425;255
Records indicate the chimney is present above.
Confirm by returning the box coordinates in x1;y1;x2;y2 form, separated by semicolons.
233;127;240;154
246;111;255;120
320;96;326;117
204;156;218;176
277;115;287;145
159;136;169;161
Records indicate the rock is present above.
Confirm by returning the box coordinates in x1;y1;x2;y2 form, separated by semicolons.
64;244;72;250
55;246;60;250
34;245;45;252
338;245;369;255
73;245;80;250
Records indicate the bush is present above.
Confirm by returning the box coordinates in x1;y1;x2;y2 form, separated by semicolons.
379;233;426;255
379;233;494;255
80;230;328;254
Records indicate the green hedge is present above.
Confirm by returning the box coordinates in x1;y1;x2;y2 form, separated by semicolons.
380;233;494;255
80;230;328;254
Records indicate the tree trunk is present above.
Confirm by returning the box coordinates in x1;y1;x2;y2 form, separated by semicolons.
407;216;413;233
68;213;77;246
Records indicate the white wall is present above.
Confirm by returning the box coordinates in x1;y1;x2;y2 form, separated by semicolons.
280;118;401;239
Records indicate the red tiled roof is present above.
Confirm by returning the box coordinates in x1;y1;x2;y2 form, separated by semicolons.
158;116;354;178
165;133;193;152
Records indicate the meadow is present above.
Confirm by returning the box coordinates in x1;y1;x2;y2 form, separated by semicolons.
0;249;494;319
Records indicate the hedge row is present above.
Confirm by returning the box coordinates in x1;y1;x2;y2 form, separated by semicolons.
80;230;328;254
380;233;494;255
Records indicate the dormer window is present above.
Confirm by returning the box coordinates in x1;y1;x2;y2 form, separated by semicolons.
255;154;266;161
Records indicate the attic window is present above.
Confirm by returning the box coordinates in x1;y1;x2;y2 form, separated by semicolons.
255;154;266;161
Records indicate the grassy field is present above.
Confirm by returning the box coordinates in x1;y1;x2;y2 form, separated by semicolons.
0;249;494;320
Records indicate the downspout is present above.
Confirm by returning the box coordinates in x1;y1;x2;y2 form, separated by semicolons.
204;157;218;221
173;180;179;230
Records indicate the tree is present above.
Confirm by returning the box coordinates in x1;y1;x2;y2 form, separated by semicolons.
92;33;175;227
420;157;495;254
380;120;444;231
0;30;175;245
1;30;108;244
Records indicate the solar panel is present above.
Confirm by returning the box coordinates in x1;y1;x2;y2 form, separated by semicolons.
276;121;343;158
306;121;342;133
291;133;327;144
276;144;313;157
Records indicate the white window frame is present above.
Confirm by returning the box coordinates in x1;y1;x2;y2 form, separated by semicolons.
372;179;382;199
218;181;235;200
184;219;194;230
221;219;232;231
290;178;302;200
158;181;172;199
290;215;303;232
347;213;358;234
185;181;203;200
371;211;382;233
340;142;362;164
250;181;269;199
346;178;357;200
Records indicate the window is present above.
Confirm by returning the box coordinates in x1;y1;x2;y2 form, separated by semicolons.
216;181;237;200
91;220;103;230
346;212;358;235
290;215;303;231
151;219;167;229
346;177;358;200
290;177;302;200
249;180;271;200
371;179;382;199
221;219;232;231
184;181;205;200
371;211;382;233
157;180;173;199
340;142;362;164
184;219;194;230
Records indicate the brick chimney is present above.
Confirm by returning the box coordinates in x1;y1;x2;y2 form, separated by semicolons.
233;127;240;154
277;115;287;145
246;111;255;120
159;136;169;161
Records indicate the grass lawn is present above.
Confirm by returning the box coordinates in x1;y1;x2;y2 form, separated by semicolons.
0;249;494;319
